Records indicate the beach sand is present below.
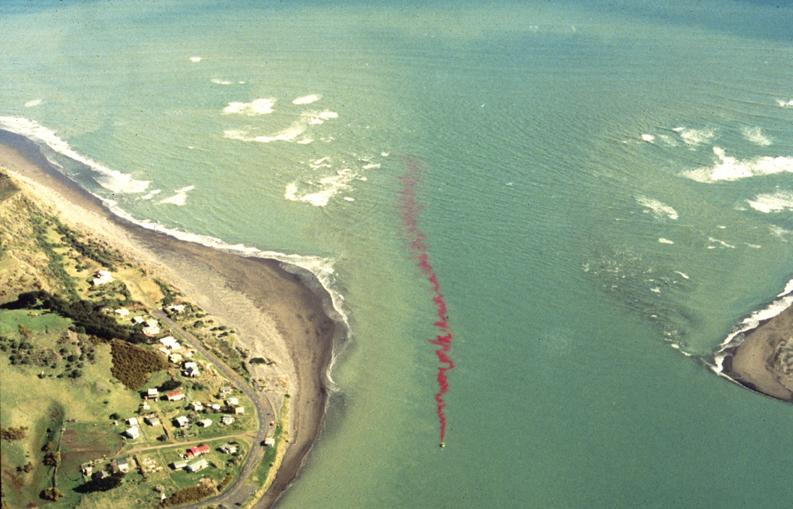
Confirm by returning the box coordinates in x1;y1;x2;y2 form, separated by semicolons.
0;130;341;507
723;306;793;403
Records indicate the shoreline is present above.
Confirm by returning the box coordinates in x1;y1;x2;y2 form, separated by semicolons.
709;281;793;404
0;129;346;507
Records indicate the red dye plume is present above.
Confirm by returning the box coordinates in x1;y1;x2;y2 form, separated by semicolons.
399;156;455;445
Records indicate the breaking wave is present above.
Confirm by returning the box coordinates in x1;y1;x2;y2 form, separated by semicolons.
741;126;772;147
682;147;793;183
222;98;277;116
746;190;793;213
672;126;716;147
292;94;322;105
636;195;679;220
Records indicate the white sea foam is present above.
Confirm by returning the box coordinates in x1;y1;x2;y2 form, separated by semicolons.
189;56;202;63
210;78;234;85
140;189;162;200
769;225;791;241
380;151;390;157
672;126;716;146
343;196;355;202
674;271;689;280
707;237;735;249
362;163;381;170
741;126;772;147
636;195;679;220
310;156;332;169
159;185;195;206
657;134;678;147
658;237;675;245
292;94;322;105
711;280;793;374
682;146;793;183
222;98;276;116
745;243;762;249
0;116;150;194
284;168;357;207
224;110;338;144
746;190;793;213
640;133;655;143
776;98;793;108
24;99;43;108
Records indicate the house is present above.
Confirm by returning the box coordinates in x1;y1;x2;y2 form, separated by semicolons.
80;463;93;477
166;304;186;314
196;419;212;428
173;416;189;428
115;458;131;474
140;401;151;412
169;353;184;364
226;397;239;407
171;460;188;470
131;316;146;325
183;361;200;377
219;443;238;455
166;389;185;402
264;437;275;447
146;388;159;399
144;415;160;426
92;270;113;286
114;308;130;317
189;401;204;412
142;319;161;337
186;458;209;473
219;386;232;397
159;336;180;350
233;406;245;415
220;415;235;426
123;426;140;439
185;444;210;458
125;417;138;427
209;403;222;412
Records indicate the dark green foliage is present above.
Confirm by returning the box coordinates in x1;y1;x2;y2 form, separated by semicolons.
161;484;215;506
0;426;28;441
155;279;179;306
74;473;124;493
110;340;168;390
39;487;63;501
54;222;121;270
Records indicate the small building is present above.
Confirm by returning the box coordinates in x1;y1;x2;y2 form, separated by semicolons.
219;386;233;397
183;361;200;377
166;389;185;402
123;426;140;440
220;443;238;455
169;353;184;364
92;270;113;286
114;308;130;317
220;415;235;426
226;397;239;407
144;415;160;426
209;403;222;413
185;444;210;458
166;304;186;314
196;419;212;428
131;316;146;325
233;406;245;415
264;437;275;447
159;336;181;350
189;401;204;412
80;463;93;477
146;388;159;399
173;416;189;428
115;458;131;474
140;401;151;412
186;458;209;473
142;319;161;337
125;417;138;427
171;460;188;470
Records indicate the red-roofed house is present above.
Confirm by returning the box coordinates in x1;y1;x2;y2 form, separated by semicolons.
185;444;210;459
166;389;185;402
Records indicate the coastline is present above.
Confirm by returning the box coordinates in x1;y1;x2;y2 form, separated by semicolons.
0;129;345;507
710;281;793;404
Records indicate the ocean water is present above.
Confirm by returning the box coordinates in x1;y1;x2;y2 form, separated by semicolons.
2;1;792;507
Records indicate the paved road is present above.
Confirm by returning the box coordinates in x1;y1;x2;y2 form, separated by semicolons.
155;311;274;508
126;432;254;455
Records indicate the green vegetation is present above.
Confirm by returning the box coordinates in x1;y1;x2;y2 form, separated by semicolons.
162;482;216;506
0;425;27;441
109;340;168;390
54;222;122;270
0;171;19;202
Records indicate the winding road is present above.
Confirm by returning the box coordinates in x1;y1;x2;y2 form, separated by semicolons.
154;311;276;508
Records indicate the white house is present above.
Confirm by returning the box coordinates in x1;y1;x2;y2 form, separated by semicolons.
264;437;275;447
226;397;239;407
166;304;186;314
114;308;130;317
173;416;189;428
92;270;113;286
209;403;222;413
171;460;188;470
183;361;200;377
146;388;159;399
189;401;204;412
197;419;212;428
125;417;138;427
220;415;235;426
159;336;180;350
233;406;245;415
220;443;238;454
186;458;208;473
142;319;161;337
131;316;146;325
169;353;184;364
116;458;131;474
123;426;140;440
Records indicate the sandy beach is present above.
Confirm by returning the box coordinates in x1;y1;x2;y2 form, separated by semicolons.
721;304;793;404
0;129;342;507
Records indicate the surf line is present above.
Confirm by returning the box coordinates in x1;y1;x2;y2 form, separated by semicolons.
399;156;455;447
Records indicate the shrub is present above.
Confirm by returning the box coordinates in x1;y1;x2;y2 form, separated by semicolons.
161;484;215;506
0;426;28;441
110;341;168;390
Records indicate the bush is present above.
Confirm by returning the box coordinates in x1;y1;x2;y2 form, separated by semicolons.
74;473;124;493
161;484;215;506
110;341;168;390
0;426;28;441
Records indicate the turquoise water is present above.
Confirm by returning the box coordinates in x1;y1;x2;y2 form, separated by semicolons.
2;1;792;507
